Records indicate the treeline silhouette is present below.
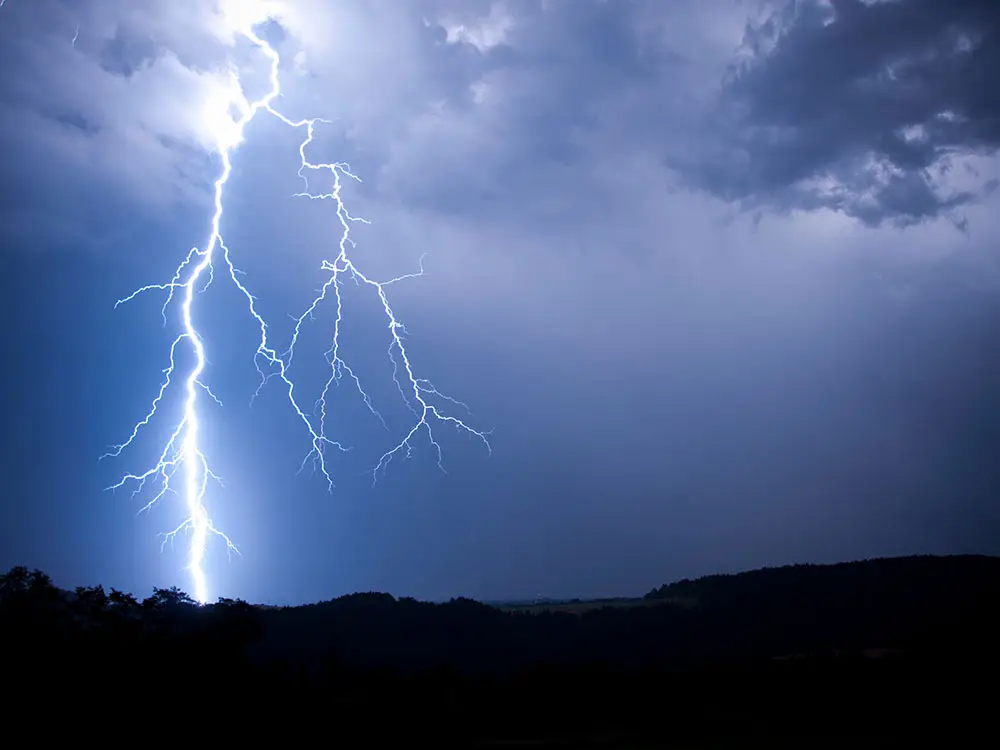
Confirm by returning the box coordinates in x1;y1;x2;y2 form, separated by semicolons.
3;554;997;743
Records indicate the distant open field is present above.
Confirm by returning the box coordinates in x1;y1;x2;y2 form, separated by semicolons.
493;596;695;615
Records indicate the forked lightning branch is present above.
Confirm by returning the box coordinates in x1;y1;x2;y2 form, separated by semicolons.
102;16;490;604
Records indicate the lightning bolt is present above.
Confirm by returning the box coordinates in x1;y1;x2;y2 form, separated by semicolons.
105;17;490;604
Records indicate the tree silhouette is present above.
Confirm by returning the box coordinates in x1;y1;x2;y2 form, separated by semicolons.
145;585;196;610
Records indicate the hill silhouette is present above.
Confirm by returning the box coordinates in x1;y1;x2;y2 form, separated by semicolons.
3;554;997;743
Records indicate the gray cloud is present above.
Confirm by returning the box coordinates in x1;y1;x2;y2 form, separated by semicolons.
673;0;1000;227
0;0;274;251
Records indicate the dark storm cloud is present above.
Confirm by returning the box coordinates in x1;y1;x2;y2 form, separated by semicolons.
676;0;1000;227
362;0;724;246
98;22;159;77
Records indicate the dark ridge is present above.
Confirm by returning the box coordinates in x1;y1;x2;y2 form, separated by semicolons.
3;554;997;742
643;553;1000;603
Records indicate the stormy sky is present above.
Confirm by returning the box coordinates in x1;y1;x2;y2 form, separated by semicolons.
1;0;998;605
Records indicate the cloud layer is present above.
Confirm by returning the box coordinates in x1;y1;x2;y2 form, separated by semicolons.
1;0;999;603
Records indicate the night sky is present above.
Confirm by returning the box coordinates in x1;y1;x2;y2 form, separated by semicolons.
1;0;999;606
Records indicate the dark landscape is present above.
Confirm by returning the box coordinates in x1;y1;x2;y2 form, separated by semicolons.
4;554;997;744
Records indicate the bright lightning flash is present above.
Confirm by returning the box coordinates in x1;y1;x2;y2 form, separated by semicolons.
104;20;490;604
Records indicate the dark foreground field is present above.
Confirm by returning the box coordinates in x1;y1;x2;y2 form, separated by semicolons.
3;554;997;744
